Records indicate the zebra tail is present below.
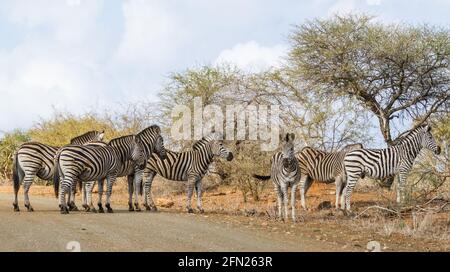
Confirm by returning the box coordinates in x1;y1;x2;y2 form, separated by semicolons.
252;174;271;181
139;179;143;196
12;152;21;195
53;153;62;198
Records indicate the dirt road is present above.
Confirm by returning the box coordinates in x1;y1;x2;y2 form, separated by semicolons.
0;193;343;252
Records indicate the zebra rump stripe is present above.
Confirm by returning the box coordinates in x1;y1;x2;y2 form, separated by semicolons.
296;143;363;210
142;132;233;213
54;135;147;214
12;130;104;212
342;124;441;212
253;133;300;222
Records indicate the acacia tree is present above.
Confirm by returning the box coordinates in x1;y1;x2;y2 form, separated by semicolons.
288;14;449;145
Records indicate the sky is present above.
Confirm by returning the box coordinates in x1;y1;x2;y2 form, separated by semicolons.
0;0;449;136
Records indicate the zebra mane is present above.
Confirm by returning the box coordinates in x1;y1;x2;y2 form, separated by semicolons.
340;143;363;152
391;125;427;146
137;125;161;139
192;132;222;150
108;134;134;145
70;130;102;144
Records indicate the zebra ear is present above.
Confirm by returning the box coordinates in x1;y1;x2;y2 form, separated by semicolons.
289;133;295;141
425;125;431;132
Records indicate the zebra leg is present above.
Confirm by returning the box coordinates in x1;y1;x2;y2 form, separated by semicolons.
299;175;313;210
85;181;96;213
143;171;157;211
82;182;88;211
281;185;289;222
343;175;358;214
133;170;143;212
13;185;20;212
23;175;34;212
68;181;79;211
195;180;204;213
13;167;25;212
290;183;299;222
127;175;134;211
396;170;409;205
186;177;197;213
105;176;116;213
59;178;73;214
97;179;105;213
274;184;283;220
335;175;344;210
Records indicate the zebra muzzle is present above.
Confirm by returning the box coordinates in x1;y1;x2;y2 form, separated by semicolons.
436;146;441;155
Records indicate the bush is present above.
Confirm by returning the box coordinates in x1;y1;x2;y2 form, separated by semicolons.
0;130;30;180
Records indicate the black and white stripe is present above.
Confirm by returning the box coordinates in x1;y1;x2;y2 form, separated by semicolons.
253;133;300;221
296;143;363;210
12;130;104;212
342;124;441;212
53;135;147;214
142;133;233;213
56;125;166;213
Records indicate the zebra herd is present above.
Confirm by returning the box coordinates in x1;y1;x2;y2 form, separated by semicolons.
254;124;441;221
13;126;233;214
11;123;440;220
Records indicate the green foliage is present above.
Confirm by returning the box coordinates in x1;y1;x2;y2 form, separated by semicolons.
0;130;30;179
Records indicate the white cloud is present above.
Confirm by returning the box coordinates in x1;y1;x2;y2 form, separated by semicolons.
115;0;186;64
366;0;381;6
328;0;358;15
214;41;287;72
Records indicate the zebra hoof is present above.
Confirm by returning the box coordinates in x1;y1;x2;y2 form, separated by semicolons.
198;208;205;214
88;207;97;213
82;204;89;211
25;204;34;212
60;206;69;214
105;204;113;213
187;208;194;213
13;204;20;212
128;203;134;212
98;207;105;213
68;201;79;211
134;204;141;212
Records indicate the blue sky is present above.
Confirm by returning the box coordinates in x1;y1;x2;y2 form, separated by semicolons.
0;0;449;137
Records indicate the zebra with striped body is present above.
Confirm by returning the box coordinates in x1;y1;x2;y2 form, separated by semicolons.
12;130;104;212
253;133;300;221
54;135;147;214
142;133;233;213
83;126;167;212
342;124;441;212
296;143;363;210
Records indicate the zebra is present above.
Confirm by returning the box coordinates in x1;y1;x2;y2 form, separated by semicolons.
142;132;233;213
81;125;167;212
342;124;441;212
296;143;363;210
253;133;300;221
12;130;104;212
54;135;146;214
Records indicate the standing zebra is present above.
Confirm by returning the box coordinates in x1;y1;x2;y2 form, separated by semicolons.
54;135;146;214
142;133;233;213
342;124;441;212
12;130;104;212
296;143;363;210
82;125;167;212
253;133;300;221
